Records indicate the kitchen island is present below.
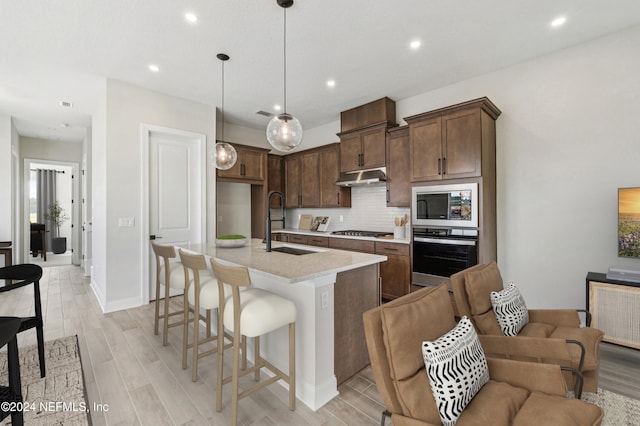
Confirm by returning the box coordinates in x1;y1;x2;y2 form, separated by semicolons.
178;238;386;411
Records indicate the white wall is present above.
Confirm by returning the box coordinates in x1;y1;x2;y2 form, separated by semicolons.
97;80;216;312
0;115;12;244
216;182;252;237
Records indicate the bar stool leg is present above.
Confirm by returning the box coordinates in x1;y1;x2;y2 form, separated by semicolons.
254;336;260;381
182;291;189;370
162;278;171;346
231;328;242;426
154;273;161;336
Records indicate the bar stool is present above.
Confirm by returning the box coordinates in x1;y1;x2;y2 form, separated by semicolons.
151;241;193;346
0;264;45;378
179;249;235;382
209;257;296;426
0;316;24;426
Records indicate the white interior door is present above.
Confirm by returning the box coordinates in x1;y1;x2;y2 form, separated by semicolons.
149;130;204;300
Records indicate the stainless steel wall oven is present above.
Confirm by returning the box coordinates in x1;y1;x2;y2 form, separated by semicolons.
412;227;478;287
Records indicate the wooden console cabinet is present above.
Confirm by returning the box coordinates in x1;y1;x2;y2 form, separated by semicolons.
586;272;640;349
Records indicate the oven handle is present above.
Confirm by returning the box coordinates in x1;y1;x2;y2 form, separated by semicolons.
414;237;476;246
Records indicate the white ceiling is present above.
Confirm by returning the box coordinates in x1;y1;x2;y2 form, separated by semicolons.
2;0;640;143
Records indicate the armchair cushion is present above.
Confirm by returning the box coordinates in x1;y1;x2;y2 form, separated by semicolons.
464;262;503;315
422;316;489;425
491;283;529;336
512;391;603;426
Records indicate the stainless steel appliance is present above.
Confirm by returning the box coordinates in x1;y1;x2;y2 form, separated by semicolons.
412;182;478;228
412;227;478;288
331;230;393;238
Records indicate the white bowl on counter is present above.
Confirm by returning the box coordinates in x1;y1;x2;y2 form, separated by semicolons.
215;236;249;248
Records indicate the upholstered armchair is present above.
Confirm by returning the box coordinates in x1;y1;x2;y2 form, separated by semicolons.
451;262;603;394
362;284;603;426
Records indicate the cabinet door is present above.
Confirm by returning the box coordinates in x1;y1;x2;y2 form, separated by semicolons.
284;156;301;207
410;117;443;181
241;148;265;181
216;149;243;179
288;233;308;245
379;253;410;301
386;128;410;207
442;109;482;179
319;146;351;207
361;127;386;169
301;152;320;207
339;133;362;173
268;155;284;208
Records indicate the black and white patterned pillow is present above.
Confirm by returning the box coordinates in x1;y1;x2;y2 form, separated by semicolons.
491;282;529;336
422;316;489;426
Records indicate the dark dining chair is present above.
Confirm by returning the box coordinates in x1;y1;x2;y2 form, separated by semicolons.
0;316;24;425
30;223;47;261
0;264;46;378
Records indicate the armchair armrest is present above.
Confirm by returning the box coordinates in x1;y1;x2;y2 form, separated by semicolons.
528;309;580;327
487;358;567;396
479;335;576;365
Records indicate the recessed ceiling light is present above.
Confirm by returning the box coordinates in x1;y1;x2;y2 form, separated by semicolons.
274;104;282;111
410;40;421;49
326;80;336;87
551;16;566;27
185;12;198;23
149;64;160;72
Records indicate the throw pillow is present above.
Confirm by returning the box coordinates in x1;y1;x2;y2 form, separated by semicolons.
422;316;490;426
491;282;529;336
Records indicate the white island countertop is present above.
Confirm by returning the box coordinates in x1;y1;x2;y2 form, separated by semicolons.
180;238;387;284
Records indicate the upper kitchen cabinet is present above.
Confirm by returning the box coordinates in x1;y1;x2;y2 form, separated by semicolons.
216;143;269;183
340;97;396;133
319;144;351;208
386;126;410;207
338;97;398;174
267;154;284;208
338;124;389;173
405;97;501;182
284;151;320;208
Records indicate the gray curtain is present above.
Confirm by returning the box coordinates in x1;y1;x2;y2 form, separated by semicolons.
36;169;57;248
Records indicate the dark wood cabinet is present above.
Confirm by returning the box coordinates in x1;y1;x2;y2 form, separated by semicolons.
284;152;320;208
340;97;396;133
319;144;351;208
328;238;375;253
217;143;268;183
267;155;284;208
375;242;410;301
386;126;410;207
338;124;388;173
307;236;329;247
288;233;308;245
405;98;500;182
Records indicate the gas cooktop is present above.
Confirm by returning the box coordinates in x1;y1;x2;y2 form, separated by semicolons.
331;230;392;238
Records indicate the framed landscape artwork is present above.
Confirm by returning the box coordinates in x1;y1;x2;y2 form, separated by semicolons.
618;187;640;258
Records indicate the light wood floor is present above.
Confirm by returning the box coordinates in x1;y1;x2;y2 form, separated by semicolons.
2;265;639;425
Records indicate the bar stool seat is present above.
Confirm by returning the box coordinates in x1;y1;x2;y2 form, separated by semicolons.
0;316;24;426
210;257;296;426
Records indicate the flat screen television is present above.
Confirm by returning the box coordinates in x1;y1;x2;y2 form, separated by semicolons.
618;187;640;258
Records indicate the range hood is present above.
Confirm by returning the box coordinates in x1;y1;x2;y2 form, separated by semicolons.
335;168;387;186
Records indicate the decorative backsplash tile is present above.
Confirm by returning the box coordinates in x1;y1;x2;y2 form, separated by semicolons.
278;185;410;233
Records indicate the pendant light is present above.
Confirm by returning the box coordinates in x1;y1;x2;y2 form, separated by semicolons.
211;53;237;170
266;0;303;152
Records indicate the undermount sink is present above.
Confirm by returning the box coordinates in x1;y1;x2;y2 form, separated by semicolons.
270;246;318;256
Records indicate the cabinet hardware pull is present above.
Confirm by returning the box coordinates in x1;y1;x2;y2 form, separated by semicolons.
336;192;340;205
386;189;389;203
437;158;441;175
384;247;399;251
442;158;446;175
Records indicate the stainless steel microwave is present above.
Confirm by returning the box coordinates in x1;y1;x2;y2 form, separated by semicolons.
412;183;479;228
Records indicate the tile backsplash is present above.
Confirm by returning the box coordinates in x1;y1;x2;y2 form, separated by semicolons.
278;185;410;233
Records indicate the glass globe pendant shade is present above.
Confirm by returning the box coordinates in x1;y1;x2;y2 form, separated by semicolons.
210;141;237;170
266;113;303;153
